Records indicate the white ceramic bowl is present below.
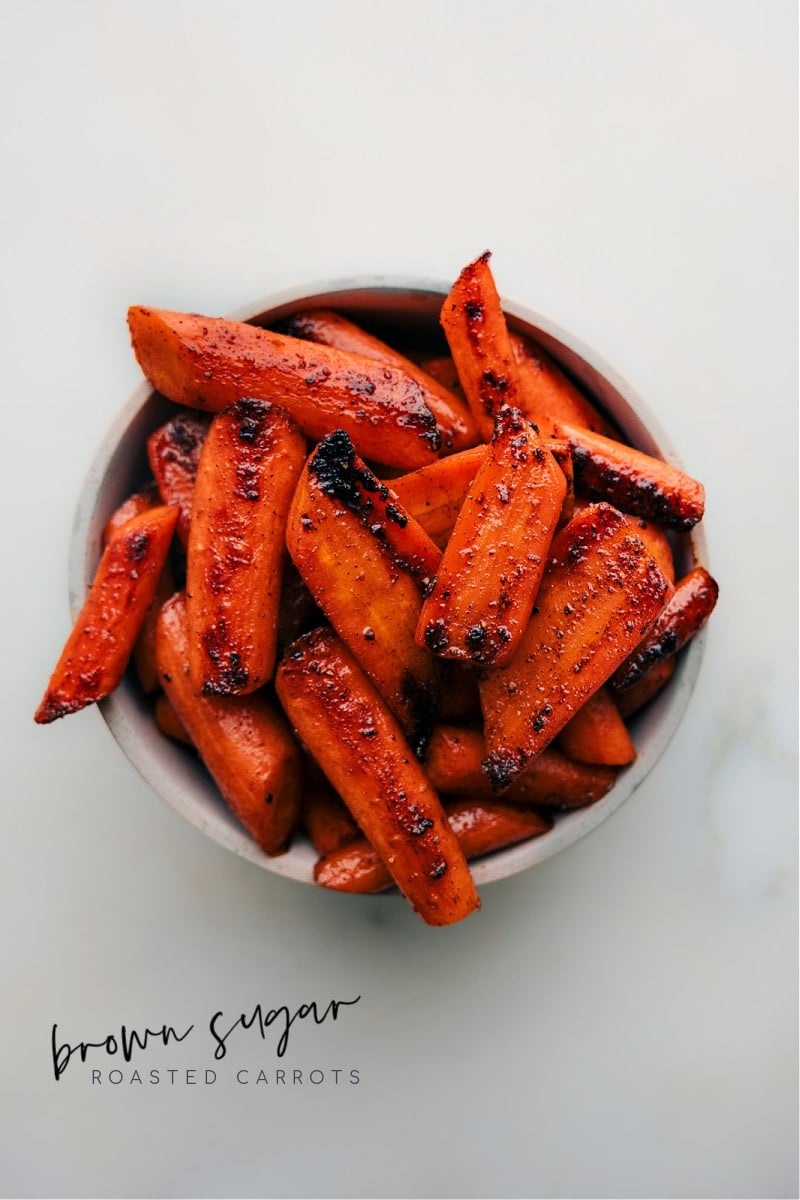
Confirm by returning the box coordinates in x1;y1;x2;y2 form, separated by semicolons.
70;278;709;888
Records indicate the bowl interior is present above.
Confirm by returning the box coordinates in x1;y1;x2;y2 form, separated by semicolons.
70;279;708;887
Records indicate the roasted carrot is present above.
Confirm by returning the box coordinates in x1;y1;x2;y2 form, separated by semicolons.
186;398;306;696
102;484;161;544
147;412;210;545
611;566;719;692
510;332;611;437
35;505;178;724
557;422;705;531
614;657;676;718
417;406;566;666
479;503;670;790
128;306;441;470
388;445;487;547
156;593;302;855
276;627;480;926
302;781;360;856
154;692;192;745
280;308;479;453
574;497;676;585
556;686;636;766
424;724;618;808
440;251;528;442
286;431;441;754
315;798;551;894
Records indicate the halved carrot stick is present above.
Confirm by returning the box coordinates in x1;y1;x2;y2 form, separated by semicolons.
440;251;528;442
128;306;441;469
276;627;480;926
572;497;675;585
286;431;441;754
314;798;551;894
423;725;617;808
156;593;302;855
388;445;487;547
147;412;210;545
417;406;566;666
302;781;360;856
611;566;719;692
556;686;636;766
510;332;611;437
281;308;479;453
34;505;178;723
479;503;670;790
102;483;161;544
614;657;676;718
186;398;306;696
557;422;705;531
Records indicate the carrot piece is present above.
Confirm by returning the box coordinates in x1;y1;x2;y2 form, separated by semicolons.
417;355;464;396
557;421;705;531
127;306;440;470
417;406;566;666
424;724;617;809
276;627;480;926
154;692;192;745
479;503;670;790
186;398;306;696
285;431;441;754
614;657;676;718
315;798;551;894
510;332;611;437
281;308;479;453
611;566;719;692
440;251;528;442
102;484;161;544
302;781;360;856
573;497;675;584
556;686;636;766
147;412;210;545
35;506;178;724
388;445;487;547
155;593;302;855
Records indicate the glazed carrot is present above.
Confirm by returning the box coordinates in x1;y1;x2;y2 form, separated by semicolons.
147;412;210;545
154;692;192;745
276;627;480;926
156;593;302;855
186;398;306;696
556;686;636;766
302;781;360;856
424;725;618;809
417;406;566;666
557;421;705;531
281;308;479;453
34;505;178;724
479;503;670;790
388;445;487;547
614;657;676;719
510;332;611;437
102;484;161;544
611;566;719;692
128;306;440;470
286;431;441;754
314;799;551;894
573;497;675;585
440;251;528;442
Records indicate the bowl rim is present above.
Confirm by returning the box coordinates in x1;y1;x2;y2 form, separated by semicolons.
69;276;710;890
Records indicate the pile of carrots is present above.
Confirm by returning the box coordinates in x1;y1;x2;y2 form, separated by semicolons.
35;253;718;926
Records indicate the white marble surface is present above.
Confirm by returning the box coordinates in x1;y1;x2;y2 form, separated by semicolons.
2;3;796;1198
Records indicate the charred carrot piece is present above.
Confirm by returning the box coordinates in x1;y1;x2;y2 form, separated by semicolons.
510;332;611;437
315;798;551;894
156;593;302;855
128;306;440;470
424;725;617;809
276;627;480;926
557;421;705;531
302;781;360;856
611;566;719;692
389;445;487;547
147;412;210;545
556;686;636;766
440;251;528;442
572;497;675;585
186;398;306;696
281;308;479;453
35;505;178;723
479;503;670;790
154;692;193;745
417;406;566;666
286;431;441;754
102;483;161;544
614;657;676;719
